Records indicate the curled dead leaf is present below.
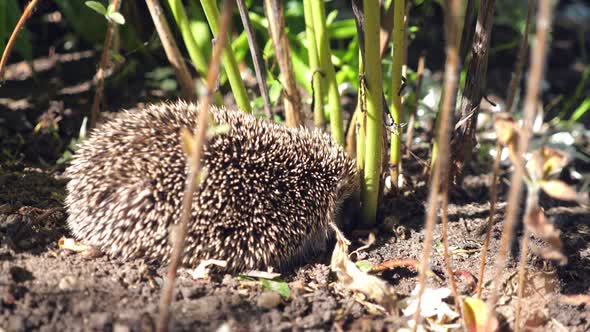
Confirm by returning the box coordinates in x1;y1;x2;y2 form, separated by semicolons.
539;147;569;177
539;180;580;202
58;237;92;253
330;223;397;312
462;297;498;332
524;207;566;264
190;259;227;279
493;113;518;146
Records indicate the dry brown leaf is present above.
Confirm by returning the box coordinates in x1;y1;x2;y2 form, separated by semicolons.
493;113;517;146
462;297;498;332
539;180;580;202
240;270;281;279
524;207;566;264
58;237;92;253
539;147;569;177
330;223;397;312
190;259;227;279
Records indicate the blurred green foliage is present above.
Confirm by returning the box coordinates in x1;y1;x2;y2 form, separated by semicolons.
1;0;33;62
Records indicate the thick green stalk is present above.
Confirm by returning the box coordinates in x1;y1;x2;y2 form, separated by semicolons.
200;0;252;113
167;0;208;76
303;0;325;127
310;1;344;144
389;0;405;187
361;0;383;225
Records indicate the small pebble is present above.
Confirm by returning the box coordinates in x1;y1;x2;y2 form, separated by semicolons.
256;292;282;309
58;276;78;290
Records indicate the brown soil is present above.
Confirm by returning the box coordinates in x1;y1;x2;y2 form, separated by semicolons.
1;154;588;331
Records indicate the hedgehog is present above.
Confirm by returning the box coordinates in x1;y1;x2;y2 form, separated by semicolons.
65;101;359;273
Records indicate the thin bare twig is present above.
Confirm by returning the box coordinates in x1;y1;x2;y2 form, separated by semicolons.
90;0;122;128
236;0;272;118
476;0;534;299
486;0;554;329
476;146;501;298
506;0;535;112
514;229;530;332
145;0;196;103
404;53;425;156
346;106;359;157
0;0;41;80
441;165;461;311
412;0;462;330
155;2;233;331
264;0;303;127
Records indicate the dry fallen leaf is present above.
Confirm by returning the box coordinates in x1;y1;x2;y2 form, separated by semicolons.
539;180;580;202
493;113;518;146
523;207;567;264
462;297;498;332
330;223;397;312
58;237;92;253
538;147;569;178
190;259;228;279
240;270;281;280
402;286;460;327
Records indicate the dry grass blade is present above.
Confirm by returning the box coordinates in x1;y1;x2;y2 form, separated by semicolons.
155;1;233;331
412;0;462;330
0;0;41;80
486;0;555;329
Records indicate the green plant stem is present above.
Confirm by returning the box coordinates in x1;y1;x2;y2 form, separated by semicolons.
167;0;208;76
200;0;252;113
389;0;405;187
303;0;325;127
310;1;344;144
360;0;383;226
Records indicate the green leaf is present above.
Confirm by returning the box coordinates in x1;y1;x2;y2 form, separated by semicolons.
260;279;291;299
5;0;33;61
235;275;254;281
326;9;339;26
328;19;357;39
569;98;590;123
108;12;126;25
85;1;107;16
268;80;283;106
207;123;230;138
355;260;373;273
